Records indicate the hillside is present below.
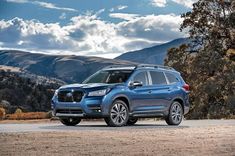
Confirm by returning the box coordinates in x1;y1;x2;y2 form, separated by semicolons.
0;70;60;113
0;50;136;83
116;38;189;64
0;65;65;85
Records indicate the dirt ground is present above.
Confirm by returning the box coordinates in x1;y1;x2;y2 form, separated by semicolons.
0;123;235;156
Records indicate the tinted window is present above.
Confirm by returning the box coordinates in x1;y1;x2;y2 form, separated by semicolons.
165;73;179;84
133;72;148;86
150;71;167;85
83;70;133;84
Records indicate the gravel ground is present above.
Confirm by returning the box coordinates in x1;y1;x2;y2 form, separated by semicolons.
0;120;235;156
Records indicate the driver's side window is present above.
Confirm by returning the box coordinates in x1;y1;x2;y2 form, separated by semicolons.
133;72;148;86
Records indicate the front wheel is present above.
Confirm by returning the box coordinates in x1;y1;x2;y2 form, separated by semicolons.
59;118;81;126
165;101;183;125
104;100;129;127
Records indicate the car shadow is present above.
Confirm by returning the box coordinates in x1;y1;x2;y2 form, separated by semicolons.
39;123;189;131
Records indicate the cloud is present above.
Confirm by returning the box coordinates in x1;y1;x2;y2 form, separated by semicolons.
150;0;197;8
59;13;66;20
109;13;140;21
117;5;128;10
5;0;77;12
171;0;197;8
151;0;167;7
95;8;105;16
6;0;28;3
0;17;73;50
33;1;77;12
0;13;185;58
109;5;128;12
117;14;184;41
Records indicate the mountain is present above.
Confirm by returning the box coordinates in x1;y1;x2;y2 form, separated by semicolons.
116;38;189;64
0;50;136;83
0;38;187;83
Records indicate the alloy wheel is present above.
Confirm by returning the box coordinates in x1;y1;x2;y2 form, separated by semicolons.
171;103;182;124
110;103;127;125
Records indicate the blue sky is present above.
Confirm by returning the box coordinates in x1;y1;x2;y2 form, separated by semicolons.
0;0;196;58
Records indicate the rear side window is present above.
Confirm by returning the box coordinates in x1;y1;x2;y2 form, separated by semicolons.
133;72;148;86
150;71;167;85
165;73;179;84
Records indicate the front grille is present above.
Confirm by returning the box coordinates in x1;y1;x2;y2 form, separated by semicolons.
58;90;84;102
56;109;83;114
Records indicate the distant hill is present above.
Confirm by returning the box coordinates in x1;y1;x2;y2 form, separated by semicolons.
0;50;136;83
116;38;189;64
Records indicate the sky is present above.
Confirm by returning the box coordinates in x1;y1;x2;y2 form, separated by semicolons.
0;0;196;58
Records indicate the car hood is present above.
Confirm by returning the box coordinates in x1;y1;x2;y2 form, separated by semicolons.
59;83;121;90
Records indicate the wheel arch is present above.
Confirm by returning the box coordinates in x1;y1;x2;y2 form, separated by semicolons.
113;95;131;111
172;98;184;113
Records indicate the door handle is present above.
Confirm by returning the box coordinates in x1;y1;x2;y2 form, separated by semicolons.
148;90;152;94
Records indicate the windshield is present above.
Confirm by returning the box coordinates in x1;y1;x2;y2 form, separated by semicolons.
83;70;133;84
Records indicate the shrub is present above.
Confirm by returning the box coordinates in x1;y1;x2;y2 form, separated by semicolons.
46;111;53;118
15;108;23;114
0;107;6;120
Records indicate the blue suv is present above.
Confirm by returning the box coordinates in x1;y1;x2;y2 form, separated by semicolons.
51;64;190;127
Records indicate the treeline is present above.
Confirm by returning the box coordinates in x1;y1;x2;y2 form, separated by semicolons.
165;0;235;119
0;70;61;113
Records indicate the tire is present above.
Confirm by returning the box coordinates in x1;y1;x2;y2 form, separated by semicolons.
59;117;81;126
104;100;129;127
165;101;183;125
127;118;138;126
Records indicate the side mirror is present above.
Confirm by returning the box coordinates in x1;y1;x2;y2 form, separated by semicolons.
129;81;143;87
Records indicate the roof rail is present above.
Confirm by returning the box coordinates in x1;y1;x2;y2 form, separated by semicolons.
103;64;175;71
137;64;175;70
103;64;137;69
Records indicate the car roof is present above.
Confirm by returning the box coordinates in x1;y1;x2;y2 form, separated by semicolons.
103;64;178;73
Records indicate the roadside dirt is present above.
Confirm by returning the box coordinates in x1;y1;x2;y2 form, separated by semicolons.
0;124;235;156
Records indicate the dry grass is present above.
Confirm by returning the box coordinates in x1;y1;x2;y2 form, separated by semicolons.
0;119;55;124
5;112;49;120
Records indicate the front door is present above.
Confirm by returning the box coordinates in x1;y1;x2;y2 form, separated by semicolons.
129;71;154;113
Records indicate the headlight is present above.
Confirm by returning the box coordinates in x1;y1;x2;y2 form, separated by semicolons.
88;89;110;96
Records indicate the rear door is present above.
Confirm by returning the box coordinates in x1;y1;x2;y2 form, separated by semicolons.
147;70;172;112
164;72;185;107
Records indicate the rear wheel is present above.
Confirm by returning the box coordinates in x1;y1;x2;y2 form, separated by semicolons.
59;118;81;126
104;100;129;127
165;101;183;125
127;118;138;126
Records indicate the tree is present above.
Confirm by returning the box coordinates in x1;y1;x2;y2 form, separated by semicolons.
165;0;235;119
181;0;235;54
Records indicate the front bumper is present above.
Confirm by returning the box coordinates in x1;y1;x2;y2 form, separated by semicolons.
51;96;107;118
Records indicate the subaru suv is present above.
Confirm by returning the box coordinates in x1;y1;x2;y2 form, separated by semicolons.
51;64;190;127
